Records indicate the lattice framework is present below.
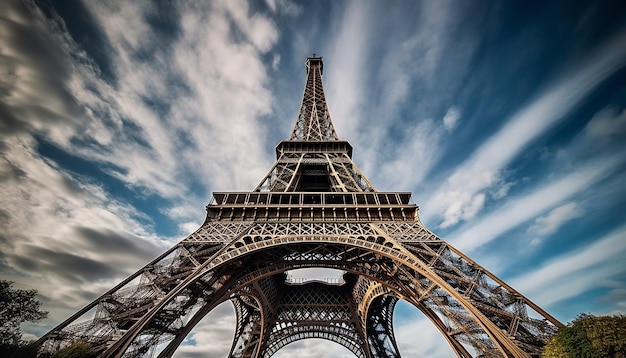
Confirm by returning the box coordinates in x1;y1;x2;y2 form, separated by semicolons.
39;219;560;357
37;56;562;358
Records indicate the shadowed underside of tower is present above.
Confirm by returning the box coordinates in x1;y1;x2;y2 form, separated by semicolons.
38;57;562;358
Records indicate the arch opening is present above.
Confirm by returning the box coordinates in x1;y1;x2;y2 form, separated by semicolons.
109;238;555;357
284;267;345;285
169;301;236;357
272;338;357;358
392;300;457;357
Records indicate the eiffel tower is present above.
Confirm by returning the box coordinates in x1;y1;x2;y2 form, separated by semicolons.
38;56;562;358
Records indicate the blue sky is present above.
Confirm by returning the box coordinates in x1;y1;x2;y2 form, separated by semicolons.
1;0;625;357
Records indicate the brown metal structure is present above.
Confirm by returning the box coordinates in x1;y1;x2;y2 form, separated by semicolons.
38;57;561;357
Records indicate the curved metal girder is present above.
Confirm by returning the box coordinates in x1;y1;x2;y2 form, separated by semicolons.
82;234;556;358
366;295;400;358
229;295;263;358
39;220;560;358
37;55;561;358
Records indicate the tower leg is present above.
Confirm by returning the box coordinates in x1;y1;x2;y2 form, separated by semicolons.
365;295;400;358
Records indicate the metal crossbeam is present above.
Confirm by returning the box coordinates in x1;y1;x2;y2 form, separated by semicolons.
38;56;561;358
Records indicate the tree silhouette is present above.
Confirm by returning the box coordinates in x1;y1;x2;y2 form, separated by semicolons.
543;313;626;357
0;280;48;355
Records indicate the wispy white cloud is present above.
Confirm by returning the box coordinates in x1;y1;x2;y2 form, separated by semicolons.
0;0;83;141
0;136;167;331
584;108;626;141
599;279;626;315
264;0;302;17
325;1;372;141
376;118;445;190
170;1;276;191
442;106;461;132
2;1;625;356
423;29;626;228
326;1;477;190
527;202;583;238
0;0;282;339
449;154;621;251
80;0;277;195
561;107;626;162
1;0;282;219
511;225;626;309
394;305;456;357
174;302;235;357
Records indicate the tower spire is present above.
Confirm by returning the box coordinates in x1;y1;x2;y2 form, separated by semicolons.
38;54;561;358
290;56;339;141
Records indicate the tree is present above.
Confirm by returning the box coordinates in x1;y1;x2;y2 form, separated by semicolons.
0;280;48;349
52;341;97;358
543;313;626;357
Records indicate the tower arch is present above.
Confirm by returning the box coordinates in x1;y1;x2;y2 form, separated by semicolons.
38;56;561;358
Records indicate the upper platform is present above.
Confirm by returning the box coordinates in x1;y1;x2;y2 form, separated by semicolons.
252;56;377;193
275;140;353;158
205;191;417;222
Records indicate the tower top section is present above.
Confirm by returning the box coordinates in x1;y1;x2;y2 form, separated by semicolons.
290;56;339;141
306;56;323;75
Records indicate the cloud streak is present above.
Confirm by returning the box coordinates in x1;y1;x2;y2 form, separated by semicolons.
527;202;583;237
325;1;480;192
1;1;625;357
511;224;626;308
0;0;281;338
449;153;621;251
0;135;166;329
423;28;626;228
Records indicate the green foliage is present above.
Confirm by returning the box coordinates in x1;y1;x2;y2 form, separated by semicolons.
52;342;97;358
542;313;626;358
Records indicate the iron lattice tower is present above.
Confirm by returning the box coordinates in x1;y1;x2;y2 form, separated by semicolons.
38;57;562;358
